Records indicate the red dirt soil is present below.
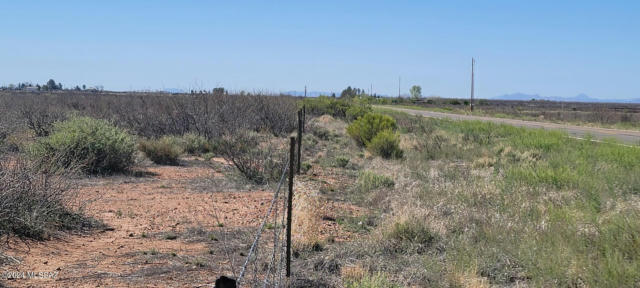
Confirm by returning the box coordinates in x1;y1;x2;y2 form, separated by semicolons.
1;159;360;287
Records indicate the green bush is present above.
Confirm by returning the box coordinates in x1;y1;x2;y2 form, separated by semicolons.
139;137;184;165
30;117;135;174
303;96;373;121
180;133;214;155
303;96;351;118
347;113;397;147
367;130;403;159
345;104;373;122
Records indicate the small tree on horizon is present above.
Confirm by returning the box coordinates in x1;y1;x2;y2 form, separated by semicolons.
46;79;57;90
410;85;422;99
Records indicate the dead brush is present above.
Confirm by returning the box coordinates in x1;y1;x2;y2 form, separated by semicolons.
0;155;99;241
292;186;326;253
217;130;287;185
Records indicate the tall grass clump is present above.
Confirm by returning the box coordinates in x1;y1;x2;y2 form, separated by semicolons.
356;170;394;193
30;116;135;174
138;136;184;165
384;216;437;249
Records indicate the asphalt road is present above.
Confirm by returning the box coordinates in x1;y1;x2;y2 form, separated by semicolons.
384;106;640;145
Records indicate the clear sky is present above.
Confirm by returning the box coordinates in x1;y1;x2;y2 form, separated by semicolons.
1;1;638;99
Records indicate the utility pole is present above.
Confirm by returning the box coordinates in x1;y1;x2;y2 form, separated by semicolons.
470;58;475;112
398;76;401;98
304;85;307;97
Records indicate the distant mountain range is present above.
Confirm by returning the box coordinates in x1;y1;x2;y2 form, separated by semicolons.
283;91;334;97
494;93;640;104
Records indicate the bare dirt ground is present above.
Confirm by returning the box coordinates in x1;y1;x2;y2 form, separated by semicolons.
1;157;360;287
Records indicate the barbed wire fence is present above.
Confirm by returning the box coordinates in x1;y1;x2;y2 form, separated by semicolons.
210;108;305;288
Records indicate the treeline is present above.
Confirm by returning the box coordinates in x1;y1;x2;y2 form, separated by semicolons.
0;79;102;92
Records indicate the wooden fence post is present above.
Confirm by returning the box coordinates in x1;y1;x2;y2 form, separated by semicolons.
297;110;302;174
302;105;306;133
286;136;295;278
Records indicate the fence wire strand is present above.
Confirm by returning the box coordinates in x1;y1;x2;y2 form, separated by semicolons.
235;157;290;287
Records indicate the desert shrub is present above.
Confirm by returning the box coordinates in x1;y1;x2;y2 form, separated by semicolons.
347;113;397;147
308;123;333;140
392;112;435;135
0;91;299;141
254;95;298;136
180;133;214;155
345;104;373;122
138;136;184;165
303;96;352;118
0;157;100;240
202;152;216;161
367;130;403;159
217;131;286;184
357;171;394;193
335;156;350;167
30;117;136;174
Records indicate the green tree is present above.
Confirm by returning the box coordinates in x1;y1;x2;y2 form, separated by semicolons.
340;86;365;99
410;85;422;99
46;79;57;90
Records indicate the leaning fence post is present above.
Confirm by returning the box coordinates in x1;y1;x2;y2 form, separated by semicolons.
297;110;302;174
287;136;295;278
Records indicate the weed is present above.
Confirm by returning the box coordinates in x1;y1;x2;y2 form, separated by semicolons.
335;156;350;168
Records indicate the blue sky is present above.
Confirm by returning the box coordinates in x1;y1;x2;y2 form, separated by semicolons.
1;1;638;99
